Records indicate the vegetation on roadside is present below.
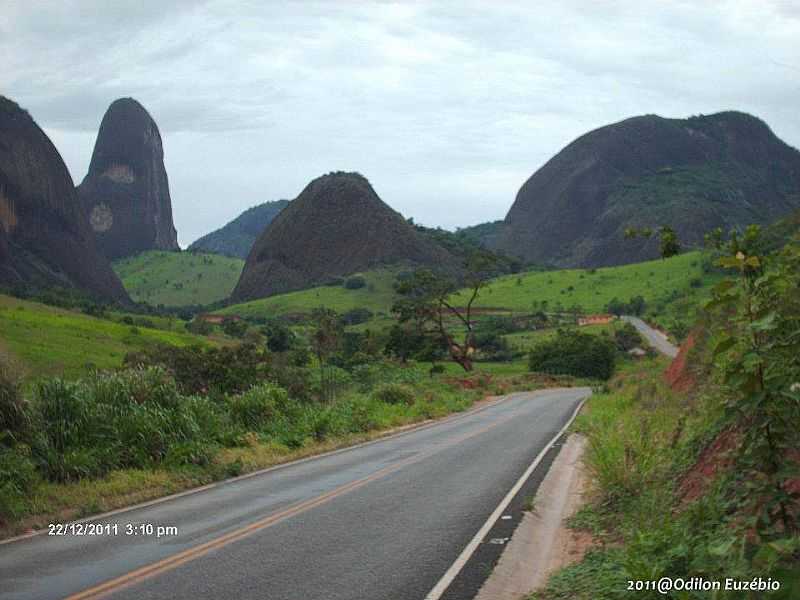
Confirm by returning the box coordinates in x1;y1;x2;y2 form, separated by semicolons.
528;330;617;380
533;228;800;600
0;355;480;535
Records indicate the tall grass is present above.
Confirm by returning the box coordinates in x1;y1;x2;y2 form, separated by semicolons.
0;360;479;529
535;359;800;600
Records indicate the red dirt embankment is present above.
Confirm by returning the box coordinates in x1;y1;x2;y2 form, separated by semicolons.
666;332;800;512
664;332;696;392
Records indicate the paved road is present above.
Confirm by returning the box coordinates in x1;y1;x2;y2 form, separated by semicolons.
622;316;679;358
0;388;589;600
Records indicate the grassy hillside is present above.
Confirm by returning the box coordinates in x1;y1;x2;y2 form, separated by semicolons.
217;268;400;319
113;250;244;306
219;252;718;338
0;294;210;379
451;251;717;314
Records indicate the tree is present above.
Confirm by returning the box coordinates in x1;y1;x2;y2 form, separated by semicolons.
391;254;494;371
659;226;681;258
707;224;800;538
625;225;680;258
344;276;366;290
262;320;293;353
311;309;343;402
222;318;248;338
385;323;428;363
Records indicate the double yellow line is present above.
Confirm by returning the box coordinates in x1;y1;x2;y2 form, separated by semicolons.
68;412;517;599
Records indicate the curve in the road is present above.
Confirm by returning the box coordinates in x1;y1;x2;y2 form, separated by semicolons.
622;316;679;358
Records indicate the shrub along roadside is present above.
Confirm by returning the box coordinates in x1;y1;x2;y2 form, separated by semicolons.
0;362;478;536
529;330;617;380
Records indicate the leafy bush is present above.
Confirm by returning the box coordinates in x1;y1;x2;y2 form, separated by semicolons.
222;318;248;338
372;383;416;406
613;323;643;351
529;331;616;380
90;367;181;409
124;343;271;395
341;307;373;326
186;319;213;335
32;369;204;479
35;378;96;456
0;354;29;445
322;276;345;287
606;295;646;316
165;441;216;467
0;445;38;520
228;383;288;430
344;276;366;290
262;320;293;353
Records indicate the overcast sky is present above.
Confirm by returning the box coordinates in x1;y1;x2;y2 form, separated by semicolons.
2;1;798;247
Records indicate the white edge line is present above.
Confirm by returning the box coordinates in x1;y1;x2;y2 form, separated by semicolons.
1;388;563;546
424;390;590;600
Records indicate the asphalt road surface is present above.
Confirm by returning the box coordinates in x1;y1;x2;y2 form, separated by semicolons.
0;387;589;600
622;316;679;358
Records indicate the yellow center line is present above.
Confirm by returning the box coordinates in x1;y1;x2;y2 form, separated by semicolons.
66;412;518;600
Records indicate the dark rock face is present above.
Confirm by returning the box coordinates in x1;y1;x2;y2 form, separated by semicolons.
188;199;290;258
232;172;455;301
499;112;800;267
0;96;130;303
78;98;179;260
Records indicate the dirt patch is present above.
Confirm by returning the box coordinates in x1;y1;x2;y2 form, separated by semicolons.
449;373;493;390
664;332;697;392
677;428;739;505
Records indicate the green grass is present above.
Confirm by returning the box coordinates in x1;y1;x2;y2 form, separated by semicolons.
113;250;244;306
503;322;615;353
533;355;800;599
451;251;716;314
0;294;211;379
219;253;717;336
216;268;400;319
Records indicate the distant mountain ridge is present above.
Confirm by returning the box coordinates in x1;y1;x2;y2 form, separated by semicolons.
188;200;290;258
232;172;457;301
0;96;130;303
497;111;800;267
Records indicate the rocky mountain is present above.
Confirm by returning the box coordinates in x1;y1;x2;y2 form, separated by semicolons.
498;111;800;267
77;98;179;260
232;172;456;301
0;96;130;303
188;199;290;258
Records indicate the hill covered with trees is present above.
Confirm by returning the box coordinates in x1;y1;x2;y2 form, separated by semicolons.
188;200;290;258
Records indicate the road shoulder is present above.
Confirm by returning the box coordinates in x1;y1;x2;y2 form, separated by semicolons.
474;433;590;600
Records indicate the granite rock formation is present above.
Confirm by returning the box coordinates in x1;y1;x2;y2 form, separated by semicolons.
0;96;130;302
78;98;179;260
498;112;800;267
232;172;455;301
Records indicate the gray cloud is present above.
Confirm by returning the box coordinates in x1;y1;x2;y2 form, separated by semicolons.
2;0;798;246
